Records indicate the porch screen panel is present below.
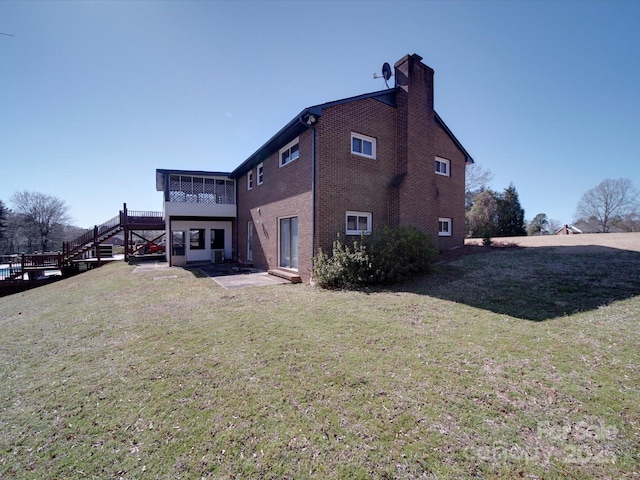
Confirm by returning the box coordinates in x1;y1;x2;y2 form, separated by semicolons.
169;175;185;202
202;179;216;204
225;180;235;204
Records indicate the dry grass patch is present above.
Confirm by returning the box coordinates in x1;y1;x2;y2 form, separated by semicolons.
1;247;639;479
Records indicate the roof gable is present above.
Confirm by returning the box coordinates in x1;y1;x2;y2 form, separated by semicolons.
230;87;474;177
434;112;474;164
230;89;399;179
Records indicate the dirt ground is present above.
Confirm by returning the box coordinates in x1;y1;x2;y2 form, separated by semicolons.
437;232;640;263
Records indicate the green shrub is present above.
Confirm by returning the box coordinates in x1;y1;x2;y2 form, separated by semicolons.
312;226;437;289
312;237;373;289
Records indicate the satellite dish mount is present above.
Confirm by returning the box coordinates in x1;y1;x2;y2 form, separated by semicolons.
373;62;393;88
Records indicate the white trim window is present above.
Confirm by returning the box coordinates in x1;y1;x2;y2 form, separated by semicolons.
280;138;300;167
435;157;450;176
438;218;452;236
247;170;253;190
351;132;376;159
346;211;372;235
257;162;264;185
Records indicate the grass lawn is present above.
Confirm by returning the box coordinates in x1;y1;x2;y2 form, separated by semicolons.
1;244;639;479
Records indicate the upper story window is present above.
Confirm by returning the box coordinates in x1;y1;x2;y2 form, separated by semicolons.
438;218;452;236
435;157;450;176
280;138;300;167
247;170;253;190
346;211;372;235
257;163;264;185
351;132;376;159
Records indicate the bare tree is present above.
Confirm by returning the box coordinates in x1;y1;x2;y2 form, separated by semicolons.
465;163;494;210
9;191;70;252
620;212;640;232
0;199;7;243
575;178;639;233
547;218;562;234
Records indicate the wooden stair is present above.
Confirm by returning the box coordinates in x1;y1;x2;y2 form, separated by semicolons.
1;204;164;284
62;204;164;266
268;269;302;284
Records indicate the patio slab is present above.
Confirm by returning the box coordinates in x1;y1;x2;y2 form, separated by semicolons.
210;271;289;289
183;263;291;289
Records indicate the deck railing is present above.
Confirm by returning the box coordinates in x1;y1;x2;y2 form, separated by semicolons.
63;204;163;262
64;214;120;254
0;253;62;281
2;204;165;282
126;210;164;225
0;255;21;281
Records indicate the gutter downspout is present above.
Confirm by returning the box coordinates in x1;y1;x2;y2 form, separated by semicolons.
311;123;316;269
234;183;238;262
297;113;318;279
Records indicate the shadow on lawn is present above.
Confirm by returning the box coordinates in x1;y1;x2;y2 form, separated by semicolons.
398;245;640;322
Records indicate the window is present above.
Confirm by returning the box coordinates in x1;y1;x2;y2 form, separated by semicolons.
247;170;253;190
280;138;300;167
435;157;450;176
438;218;452;236
351;132;376;159
211;229;225;250
346;211;372;235
257;162;264;185
190;229;205;249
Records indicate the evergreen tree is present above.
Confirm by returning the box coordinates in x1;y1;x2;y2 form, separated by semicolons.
496;184;526;236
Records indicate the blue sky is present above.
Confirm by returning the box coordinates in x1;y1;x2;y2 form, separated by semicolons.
1;0;639;229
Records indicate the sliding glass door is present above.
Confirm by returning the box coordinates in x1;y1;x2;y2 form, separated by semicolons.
279;217;298;269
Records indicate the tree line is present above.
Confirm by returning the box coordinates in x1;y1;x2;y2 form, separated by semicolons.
465;164;639;237
0;191;84;255
1;176;638;255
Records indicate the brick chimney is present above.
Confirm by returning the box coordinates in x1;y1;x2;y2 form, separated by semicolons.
392;54;438;235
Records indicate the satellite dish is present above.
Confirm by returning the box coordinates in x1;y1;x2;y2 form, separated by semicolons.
373;62;394;88
382;62;392;81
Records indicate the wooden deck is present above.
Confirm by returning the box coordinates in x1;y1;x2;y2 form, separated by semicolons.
2;204;165;282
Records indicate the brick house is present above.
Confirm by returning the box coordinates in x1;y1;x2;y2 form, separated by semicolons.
155;54;472;280
228;53;474;283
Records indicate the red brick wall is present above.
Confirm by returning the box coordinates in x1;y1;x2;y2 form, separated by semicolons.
434;124;467;249
236;131;313;280
314;98;398;255
235;55;470;282
395;54;440;242
391;54;468;251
